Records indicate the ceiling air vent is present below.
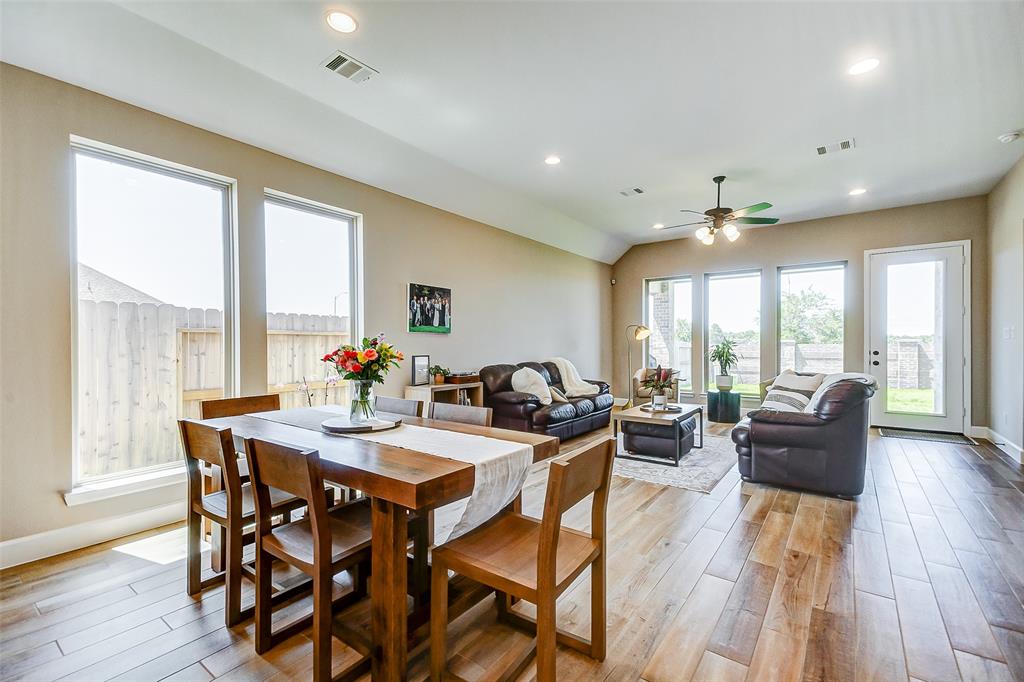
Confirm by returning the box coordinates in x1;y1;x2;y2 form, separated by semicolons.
321;50;378;84
816;138;856;156
618;187;646;197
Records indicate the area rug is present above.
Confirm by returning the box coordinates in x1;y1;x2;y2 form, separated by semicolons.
879;428;976;445
611;432;737;493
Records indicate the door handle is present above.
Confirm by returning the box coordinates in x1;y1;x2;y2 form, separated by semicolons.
872;350;880;356
872;361;880;366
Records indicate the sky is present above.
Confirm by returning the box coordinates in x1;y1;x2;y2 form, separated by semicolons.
75;153;350;316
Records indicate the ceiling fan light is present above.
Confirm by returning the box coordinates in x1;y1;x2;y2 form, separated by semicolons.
700;234;715;246
723;223;739;237
695;226;710;240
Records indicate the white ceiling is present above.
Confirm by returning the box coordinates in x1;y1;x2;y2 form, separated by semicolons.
3;1;1023;263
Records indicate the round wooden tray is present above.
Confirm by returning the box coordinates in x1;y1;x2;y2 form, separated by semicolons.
320;415;403;434
639;404;683;413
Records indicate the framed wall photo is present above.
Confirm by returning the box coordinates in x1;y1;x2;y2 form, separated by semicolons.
411;355;430;386
408;283;452;334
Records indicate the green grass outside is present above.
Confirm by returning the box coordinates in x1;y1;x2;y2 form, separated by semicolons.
706;382;760;397
887;388;937;414
408;325;451;334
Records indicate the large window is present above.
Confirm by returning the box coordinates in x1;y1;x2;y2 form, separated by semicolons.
74;145;232;482
705;271;761;395
644;278;693;392
778;263;846;374
264;193;358;409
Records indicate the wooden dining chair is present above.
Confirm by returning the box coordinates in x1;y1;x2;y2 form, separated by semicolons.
427;402;493;427
374;395;423;417
245;437;373;682
199;394;281;571
430;436;614;682
178;419;308;627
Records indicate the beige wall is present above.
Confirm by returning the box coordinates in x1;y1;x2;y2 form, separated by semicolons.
0;64;612;543
611;197;990;425
987;154;1024;450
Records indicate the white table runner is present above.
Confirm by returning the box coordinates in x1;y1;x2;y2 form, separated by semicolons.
248;406;532;543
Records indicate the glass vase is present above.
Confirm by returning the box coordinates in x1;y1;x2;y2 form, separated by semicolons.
350;379;376;424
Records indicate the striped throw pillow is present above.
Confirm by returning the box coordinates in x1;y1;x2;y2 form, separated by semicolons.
761;369;825;412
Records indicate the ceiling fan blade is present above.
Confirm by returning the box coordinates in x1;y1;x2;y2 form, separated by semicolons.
679;209;707;215
661;220;710;230
729;202;773;218
733;216;779;225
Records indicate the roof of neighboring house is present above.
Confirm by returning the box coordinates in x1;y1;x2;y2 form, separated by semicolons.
78;264;164;305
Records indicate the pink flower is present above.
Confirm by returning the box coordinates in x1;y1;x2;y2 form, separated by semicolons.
363;348;378;360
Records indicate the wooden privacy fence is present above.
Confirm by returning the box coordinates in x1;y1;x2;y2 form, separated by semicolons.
76;301;349;480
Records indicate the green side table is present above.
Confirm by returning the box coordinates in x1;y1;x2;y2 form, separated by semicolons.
708;390;742;423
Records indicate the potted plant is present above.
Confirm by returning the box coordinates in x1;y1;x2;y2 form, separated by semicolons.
709;339;740;392
429;364;450;385
640;365;678;409
322;334;404;423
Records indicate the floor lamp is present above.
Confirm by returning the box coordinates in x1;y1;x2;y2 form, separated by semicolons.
624;324;651;408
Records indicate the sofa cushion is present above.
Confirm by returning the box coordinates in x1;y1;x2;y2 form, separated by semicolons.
480;364;519;395
568;397;595;416
593;393;614;411
762;369;824;412
512;367;552;405
804;372;876;413
531;402;578;426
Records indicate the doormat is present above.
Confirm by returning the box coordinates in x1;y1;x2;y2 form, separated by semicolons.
879;428;976;445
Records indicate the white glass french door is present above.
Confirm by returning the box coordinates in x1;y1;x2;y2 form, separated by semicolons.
867;244;966;432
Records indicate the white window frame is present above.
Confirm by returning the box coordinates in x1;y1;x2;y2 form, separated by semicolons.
642;275;696;396
262;189;364;346
68;136;239;488
776;260;847;373
703;268;763;398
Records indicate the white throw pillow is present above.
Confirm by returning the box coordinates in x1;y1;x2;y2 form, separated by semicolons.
511;367;552;405
804;372;877;413
549;385;569;403
762;369;825;412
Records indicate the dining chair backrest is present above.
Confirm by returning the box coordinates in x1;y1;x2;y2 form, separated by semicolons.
201;394;281;420
375;396;423;417
538;437;615;585
245;437;332;559
179;420;245;508
428;402;493;427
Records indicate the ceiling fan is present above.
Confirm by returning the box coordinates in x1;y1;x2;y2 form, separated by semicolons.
662;175;779;245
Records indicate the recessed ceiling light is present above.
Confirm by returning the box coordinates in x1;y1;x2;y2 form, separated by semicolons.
652;223;664;230
326;11;358;33
848;58;879;75
849;187;867;196
544;155;561;165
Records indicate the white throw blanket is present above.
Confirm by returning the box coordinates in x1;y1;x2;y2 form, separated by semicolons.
546;357;599;397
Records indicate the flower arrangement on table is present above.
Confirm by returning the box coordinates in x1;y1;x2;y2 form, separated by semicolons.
640;365;679;408
322;334;404;422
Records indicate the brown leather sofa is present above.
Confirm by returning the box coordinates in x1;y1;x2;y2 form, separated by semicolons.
731;377;876;498
479;362;614;440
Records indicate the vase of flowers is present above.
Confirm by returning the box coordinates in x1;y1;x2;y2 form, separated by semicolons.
322;334;404;424
641;365;678;409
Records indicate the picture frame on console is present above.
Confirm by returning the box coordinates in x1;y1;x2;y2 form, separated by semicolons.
411;355;430;386
408;283;452;334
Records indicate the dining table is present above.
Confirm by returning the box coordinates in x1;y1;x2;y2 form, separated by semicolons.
199;404;559;681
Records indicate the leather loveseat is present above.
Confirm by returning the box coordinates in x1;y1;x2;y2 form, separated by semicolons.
479;362;614;440
731;377;876;498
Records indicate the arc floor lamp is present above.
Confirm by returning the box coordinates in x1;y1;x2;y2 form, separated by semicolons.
624;324;651;408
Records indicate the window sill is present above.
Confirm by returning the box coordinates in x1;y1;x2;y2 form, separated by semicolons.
64;464;186;506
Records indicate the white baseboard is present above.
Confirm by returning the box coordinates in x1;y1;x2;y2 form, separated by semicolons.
0;501;186;570
981;427;1024;463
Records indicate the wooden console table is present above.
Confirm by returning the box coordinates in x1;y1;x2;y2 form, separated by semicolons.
404;381;484;410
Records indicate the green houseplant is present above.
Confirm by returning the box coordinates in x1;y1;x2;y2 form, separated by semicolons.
428;364;450;384
708;339;740;392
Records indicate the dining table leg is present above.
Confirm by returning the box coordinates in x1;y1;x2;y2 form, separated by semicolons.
371;497;409;681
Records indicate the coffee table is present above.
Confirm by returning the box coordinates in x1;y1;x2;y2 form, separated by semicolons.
612;403;704;466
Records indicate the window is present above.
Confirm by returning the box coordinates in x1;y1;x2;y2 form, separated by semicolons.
644;278;693;392
264;192;359;409
73;145;233;482
778;263;846;374
705;271;761;396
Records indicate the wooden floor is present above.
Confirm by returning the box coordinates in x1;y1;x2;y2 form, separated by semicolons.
3;424;1024;681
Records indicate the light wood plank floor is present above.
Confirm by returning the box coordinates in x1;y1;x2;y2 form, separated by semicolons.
3;424;1024;681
